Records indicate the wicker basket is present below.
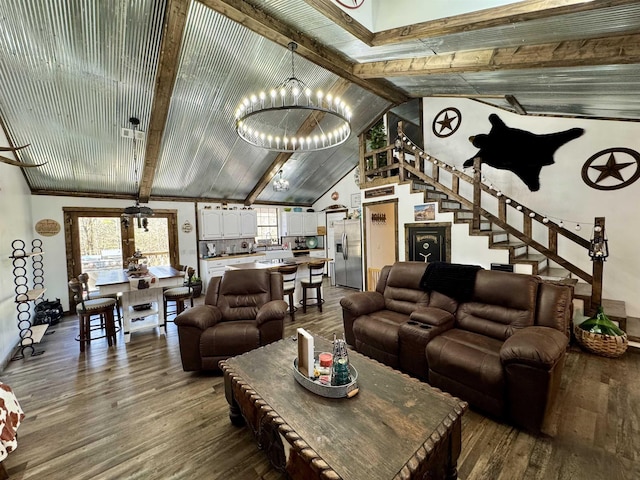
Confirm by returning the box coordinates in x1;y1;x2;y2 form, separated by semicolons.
574;324;628;358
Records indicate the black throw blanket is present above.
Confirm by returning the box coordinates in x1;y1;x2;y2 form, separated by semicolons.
419;262;483;302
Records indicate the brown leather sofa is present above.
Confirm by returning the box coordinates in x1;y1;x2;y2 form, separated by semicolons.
174;269;288;372
340;261;572;432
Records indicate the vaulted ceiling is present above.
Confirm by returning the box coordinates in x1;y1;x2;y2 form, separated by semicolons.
1;0;639;206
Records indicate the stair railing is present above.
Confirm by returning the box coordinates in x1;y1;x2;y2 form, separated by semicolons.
359;121;604;309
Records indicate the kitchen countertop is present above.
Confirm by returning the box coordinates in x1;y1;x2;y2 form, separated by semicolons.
226;255;332;270
202;249;325;260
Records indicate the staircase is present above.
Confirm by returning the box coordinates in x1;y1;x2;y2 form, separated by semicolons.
360;122;638;352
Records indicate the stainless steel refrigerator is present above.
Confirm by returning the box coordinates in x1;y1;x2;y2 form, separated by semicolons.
334;219;363;289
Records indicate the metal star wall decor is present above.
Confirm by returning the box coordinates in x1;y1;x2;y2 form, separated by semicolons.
433;108;461;138
581;147;640;190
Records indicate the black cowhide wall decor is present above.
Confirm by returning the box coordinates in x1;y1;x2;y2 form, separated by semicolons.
463;114;584;191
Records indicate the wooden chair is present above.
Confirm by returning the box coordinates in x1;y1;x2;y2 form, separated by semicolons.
78;272;122;327
300;261;325;313
163;267;195;329
68;278;117;352
278;264;298;321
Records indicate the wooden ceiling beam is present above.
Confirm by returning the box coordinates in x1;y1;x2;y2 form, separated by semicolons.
244;78;352;206
199;0;408;105
138;0;190;203
354;32;640;78
371;0;639;46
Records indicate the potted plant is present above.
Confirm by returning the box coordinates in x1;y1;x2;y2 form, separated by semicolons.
367;119;387;170
185;270;202;298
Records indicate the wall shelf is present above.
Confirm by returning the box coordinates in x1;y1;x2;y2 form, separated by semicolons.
10;239;52;360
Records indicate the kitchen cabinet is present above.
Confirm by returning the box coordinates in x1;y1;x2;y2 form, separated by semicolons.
200;209;257;240
310;249;328;274
222;211;241;237
200;254;266;291
281;212;318;237
200;210;224;239
240;210;257;237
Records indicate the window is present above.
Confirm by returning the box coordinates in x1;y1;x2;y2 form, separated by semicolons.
256;207;279;242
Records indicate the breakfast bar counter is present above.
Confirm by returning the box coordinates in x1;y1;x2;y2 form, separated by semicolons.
226;255;332;271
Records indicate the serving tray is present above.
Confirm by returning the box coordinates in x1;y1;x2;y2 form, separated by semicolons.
293;357;359;398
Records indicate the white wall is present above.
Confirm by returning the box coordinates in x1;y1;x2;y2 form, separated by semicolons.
313;168;361;214
422;97;640;316
29;196;199;311
0;137;35;366
371;1;516;32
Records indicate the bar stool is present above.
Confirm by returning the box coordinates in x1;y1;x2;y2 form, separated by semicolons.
278;264;298;321
300;261;325;313
163;267;195;330
78;272;122;327
68;279;118;352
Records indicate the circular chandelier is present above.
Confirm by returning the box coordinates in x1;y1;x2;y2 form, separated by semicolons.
235;42;352;153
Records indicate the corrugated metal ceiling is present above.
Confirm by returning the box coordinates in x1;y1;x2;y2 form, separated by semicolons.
0;0;638;205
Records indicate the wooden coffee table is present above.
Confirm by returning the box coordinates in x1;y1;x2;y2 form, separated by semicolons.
220;335;467;480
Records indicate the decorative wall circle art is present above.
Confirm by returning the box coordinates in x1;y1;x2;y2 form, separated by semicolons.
331;191;340;200
432;108;462;138
182;220;193;233
581;147;640;190
34;219;60;236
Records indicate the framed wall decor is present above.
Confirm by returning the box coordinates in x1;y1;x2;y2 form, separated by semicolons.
351;193;361;208
414;203;436;222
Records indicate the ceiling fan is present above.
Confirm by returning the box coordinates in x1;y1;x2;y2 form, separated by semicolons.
0;144;45;167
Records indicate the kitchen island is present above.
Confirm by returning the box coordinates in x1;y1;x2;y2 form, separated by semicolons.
227;256;333;310
95;266;184;342
225;255;332;271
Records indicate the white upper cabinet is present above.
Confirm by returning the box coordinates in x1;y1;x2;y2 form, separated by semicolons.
200;210;224;239
281;211;318;237
240;210;257;237
303;213;317;236
199;209;257;240
222;211;241;237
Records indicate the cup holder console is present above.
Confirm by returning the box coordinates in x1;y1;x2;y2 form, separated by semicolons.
406;321;431;329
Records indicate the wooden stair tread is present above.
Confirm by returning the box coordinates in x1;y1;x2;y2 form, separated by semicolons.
491;241;527;249
513;253;546;262
600;298;626;322
538;267;573;280
574;282;591;297
627;316;640;342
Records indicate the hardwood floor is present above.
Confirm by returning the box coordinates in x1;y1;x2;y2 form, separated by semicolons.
2;281;639;479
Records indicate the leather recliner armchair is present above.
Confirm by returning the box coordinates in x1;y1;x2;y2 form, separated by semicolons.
175;269;288;372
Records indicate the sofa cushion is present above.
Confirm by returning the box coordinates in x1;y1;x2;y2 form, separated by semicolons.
456;270;539;341
427;329;505;416
199;320;259;358
383;263;431;314
353;310;408;367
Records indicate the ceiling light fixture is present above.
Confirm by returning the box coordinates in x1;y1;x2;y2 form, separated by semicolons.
273;169;290;192
121;117;153;232
235;42;352;152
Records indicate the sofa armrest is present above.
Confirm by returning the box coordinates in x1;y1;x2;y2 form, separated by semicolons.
256;300;288;326
410;307;455;328
501;326;568;370
174;305;222;330
340;291;385;317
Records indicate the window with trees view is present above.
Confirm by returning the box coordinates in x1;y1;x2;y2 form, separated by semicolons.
256;207;279;243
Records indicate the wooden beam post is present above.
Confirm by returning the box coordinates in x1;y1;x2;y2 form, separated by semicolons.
472;158;482;231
